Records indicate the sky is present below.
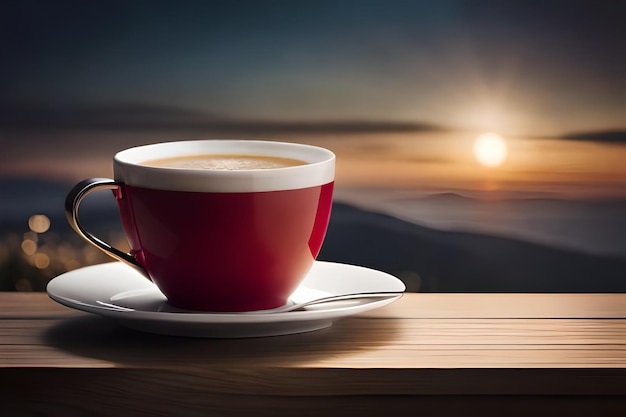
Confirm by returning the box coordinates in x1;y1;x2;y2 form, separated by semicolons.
2;0;625;137
1;0;625;272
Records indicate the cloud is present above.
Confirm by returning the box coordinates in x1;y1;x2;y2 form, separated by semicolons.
0;102;444;133
562;130;626;143
0;102;220;129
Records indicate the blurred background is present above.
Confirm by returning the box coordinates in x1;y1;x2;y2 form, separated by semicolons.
1;0;625;293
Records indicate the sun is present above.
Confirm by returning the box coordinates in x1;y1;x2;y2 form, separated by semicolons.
473;133;508;167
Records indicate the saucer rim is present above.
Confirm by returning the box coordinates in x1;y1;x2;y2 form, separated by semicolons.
47;261;405;325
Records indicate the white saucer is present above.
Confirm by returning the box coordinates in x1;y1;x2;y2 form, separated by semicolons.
47;261;405;338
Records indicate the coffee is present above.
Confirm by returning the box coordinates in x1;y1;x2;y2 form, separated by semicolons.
141;154;307;170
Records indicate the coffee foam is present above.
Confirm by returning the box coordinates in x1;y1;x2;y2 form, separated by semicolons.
174;158;280;170
142;154;306;170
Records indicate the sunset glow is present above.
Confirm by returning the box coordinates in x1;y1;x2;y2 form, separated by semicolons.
473;133;508;168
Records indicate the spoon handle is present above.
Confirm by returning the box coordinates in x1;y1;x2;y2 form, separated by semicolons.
257;291;403;314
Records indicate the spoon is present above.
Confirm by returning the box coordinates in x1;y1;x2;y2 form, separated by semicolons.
249;291;403;314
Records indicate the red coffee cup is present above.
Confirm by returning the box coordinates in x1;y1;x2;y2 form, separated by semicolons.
66;140;335;311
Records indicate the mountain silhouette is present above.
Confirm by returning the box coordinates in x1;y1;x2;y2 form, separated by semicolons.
319;203;626;292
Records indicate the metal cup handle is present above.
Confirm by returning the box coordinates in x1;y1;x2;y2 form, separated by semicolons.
65;178;149;278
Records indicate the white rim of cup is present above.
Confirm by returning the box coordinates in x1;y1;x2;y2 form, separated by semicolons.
113;140;336;193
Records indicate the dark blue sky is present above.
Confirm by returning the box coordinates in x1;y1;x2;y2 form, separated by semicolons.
2;0;625;135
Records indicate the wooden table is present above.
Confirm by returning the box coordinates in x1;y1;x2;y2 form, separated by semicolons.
2;293;626;416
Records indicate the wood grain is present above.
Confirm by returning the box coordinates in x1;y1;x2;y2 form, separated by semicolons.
2;293;626;416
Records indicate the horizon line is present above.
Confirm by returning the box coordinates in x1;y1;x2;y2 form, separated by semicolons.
0;102;625;141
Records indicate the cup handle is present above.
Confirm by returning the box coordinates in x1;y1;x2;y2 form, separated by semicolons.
65;178;149;278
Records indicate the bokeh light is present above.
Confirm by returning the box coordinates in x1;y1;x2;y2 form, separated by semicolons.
21;239;37;256
34;253;50;269
28;214;51;233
